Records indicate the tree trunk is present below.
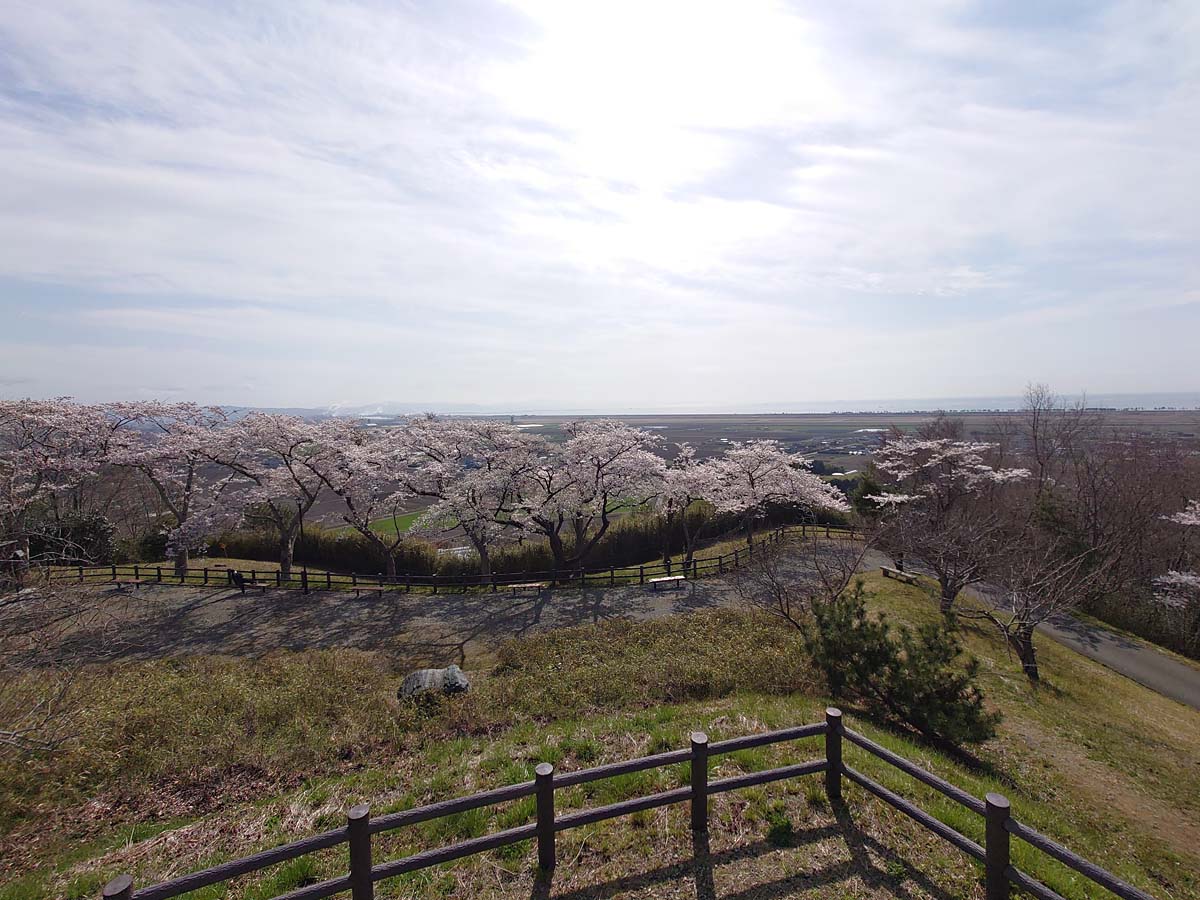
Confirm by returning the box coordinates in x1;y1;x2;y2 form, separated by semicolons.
279;530;296;581
385;552;397;580
477;543;492;579
1011;629;1040;683
14;534;32;584
173;544;189;579
938;577;957;616
745;516;754;547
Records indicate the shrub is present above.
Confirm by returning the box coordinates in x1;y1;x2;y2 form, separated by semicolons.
804;581;999;745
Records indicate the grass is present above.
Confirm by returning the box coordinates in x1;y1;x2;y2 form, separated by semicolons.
330;510;423;538
2;576;1198;899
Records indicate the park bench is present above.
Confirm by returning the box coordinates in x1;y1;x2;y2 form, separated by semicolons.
355;585;387;597
880;567;920;586
649;575;686;592
508;581;549;595
110;578;144;591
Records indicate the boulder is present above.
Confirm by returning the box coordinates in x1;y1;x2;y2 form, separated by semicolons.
398;664;470;699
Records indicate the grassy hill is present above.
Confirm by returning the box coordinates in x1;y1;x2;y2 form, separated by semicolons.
1;572;1197;899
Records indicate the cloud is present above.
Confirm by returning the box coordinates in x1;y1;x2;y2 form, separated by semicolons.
0;0;1197;406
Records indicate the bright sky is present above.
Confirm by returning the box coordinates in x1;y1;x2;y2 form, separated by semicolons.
1;0;1197;410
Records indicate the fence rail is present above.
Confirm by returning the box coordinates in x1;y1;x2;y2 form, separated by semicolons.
57;524;862;595
100;710;1156;900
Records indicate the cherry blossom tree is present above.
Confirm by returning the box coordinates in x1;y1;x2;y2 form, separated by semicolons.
710;440;849;546
105;402;239;577
208;413;327;580
306;419;417;579
1;400;118;583
656;443;723;567
511;420;664;574
400;418;536;578
1155;499;1200;654
869;436;1029;614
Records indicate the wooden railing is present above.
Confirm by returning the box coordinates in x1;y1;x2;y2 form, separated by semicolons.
57;524;862;595
99;710;1156;900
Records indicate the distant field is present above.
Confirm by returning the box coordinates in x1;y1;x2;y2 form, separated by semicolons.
506;410;1200;465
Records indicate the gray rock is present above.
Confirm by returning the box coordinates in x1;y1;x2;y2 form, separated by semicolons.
398;664;470;699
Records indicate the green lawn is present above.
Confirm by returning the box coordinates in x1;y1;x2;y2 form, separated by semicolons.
330;509;423;537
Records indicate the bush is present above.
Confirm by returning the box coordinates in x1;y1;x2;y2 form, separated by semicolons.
28;512;118;565
805;581;999;745
210;502;852;577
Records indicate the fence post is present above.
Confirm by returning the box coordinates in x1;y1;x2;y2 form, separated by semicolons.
203;567;209;585
326;571;332;590
276;569;281;587
133;564;140;582
824;707;842;803
535;763;555;870
78;565;83;583
405;572;411;593
111;564;117;580
718;554;724;574
639;565;645;585
985;793;1011;900
102;875;133;900
348;803;373;900
301;568;309;595
432;573;438;595
690;731;709;832
491;574;497;593
610;566;615;586
734;548;740;568
156;566;163;582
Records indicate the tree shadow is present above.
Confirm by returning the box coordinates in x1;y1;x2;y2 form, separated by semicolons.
528;810;964;900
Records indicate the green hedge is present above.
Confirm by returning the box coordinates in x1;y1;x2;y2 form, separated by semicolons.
210;503;850;577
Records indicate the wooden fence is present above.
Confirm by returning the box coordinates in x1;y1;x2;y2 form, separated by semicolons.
57;524;862;596
100;709;1155;900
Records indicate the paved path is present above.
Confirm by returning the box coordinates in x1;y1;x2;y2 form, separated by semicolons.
867;549;1200;711
1033;612;1200;710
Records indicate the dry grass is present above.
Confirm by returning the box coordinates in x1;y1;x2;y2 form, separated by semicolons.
2;579;1198;900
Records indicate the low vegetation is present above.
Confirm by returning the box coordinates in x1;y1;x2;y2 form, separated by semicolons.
2;573;1196;900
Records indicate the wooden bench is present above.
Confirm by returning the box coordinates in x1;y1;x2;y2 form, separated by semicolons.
649;575;686;592
880;567;920;586
110;578;144;591
355;585;387;597
508;582;549;595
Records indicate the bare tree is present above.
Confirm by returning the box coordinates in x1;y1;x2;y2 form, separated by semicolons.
961;535;1110;683
734;531;869;631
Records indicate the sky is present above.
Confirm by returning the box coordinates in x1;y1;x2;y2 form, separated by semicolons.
0;0;1197;411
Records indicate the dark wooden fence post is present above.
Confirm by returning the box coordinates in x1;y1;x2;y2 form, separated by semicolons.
276;569;282;587
718;555;724;574
639;565;645;585
326;571;332;590
985;793;1011;900
203;567;209;585
432;573;438;595
301;568;309;595
690;731;709;832
156;566;163;582
102;875;133;900
348;803;373;900
133;564;140;582
78;565;83;583
535;763;555;870
111;564;117;580
824;707;842;803
610;566;615;586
